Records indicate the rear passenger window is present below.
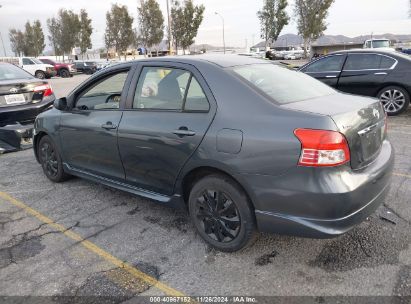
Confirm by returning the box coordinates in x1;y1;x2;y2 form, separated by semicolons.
133;67;209;112
184;78;209;112
304;55;345;72
344;54;382;70
380;56;396;69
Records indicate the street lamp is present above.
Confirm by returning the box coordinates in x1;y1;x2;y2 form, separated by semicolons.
0;4;6;56
215;12;225;54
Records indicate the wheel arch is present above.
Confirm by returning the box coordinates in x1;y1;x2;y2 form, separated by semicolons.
376;83;411;98
179;165;256;211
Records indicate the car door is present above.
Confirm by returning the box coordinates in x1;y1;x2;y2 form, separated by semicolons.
337;53;396;96
300;54;346;88
117;63;216;195
21;58;36;75
59;67;134;180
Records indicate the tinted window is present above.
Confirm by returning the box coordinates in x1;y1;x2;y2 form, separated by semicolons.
344;54;387;70
0;64;32;80
233;64;335;104
184;77;209;112
22;58;34;65
75;71;129;110
133;67;190;110
304;55;345;72
380;56;396;69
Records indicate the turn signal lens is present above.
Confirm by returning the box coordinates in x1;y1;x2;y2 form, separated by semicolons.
34;84;53;97
294;129;351;167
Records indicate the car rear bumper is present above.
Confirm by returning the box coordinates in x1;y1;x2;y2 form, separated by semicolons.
0;123;33;153
237;140;394;238
0;97;54;126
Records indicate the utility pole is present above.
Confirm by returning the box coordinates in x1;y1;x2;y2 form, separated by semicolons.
215;12;225;54
166;0;172;55
0;4;6;56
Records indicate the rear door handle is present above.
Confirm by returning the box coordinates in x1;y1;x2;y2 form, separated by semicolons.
325;75;337;78
173;127;196;137
374;72;388;75
101;122;117;130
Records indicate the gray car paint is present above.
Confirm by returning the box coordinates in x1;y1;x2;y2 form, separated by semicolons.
33;55;394;238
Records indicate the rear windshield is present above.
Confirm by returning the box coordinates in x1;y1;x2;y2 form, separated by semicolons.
0;64;32;81
232;63;335;104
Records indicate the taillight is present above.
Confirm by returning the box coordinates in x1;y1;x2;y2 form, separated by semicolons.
294;129;351;167
34;84;53;97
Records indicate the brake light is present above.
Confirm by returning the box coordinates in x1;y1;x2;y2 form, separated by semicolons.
34;84;53;97
294;129;351;167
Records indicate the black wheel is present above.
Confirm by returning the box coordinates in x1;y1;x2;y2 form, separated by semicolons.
59;69;70;78
38;135;70;183
35;70;46;79
378;86;410;116
188;174;257;252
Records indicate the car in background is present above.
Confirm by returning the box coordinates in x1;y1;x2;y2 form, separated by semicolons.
363;39;395;51
0;57;56;79
73;61;97;75
33;55;393;252
299;49;411;116
39;58;76;78
0;62;55;153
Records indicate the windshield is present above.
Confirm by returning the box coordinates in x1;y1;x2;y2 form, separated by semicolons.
371;40;390;48
232;64;335;104
0;63;32;80
32;58;43;64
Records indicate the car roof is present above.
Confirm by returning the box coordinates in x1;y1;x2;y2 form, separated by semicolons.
327;49;398;55
128;54;270;68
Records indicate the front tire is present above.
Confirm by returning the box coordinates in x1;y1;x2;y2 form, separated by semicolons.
38;135;70;183
188;174;257;252
59;69;70;78
378;86;410;116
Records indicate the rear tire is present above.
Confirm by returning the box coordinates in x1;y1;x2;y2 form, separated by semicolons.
378;86;410;116
59;69;70;78
38;135;70;183
35;70;46;79
188;174;258;252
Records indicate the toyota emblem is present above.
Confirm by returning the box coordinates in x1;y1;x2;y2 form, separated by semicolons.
9;88;18;94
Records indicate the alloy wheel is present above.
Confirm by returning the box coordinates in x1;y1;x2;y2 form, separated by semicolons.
40;142;58;178
195;189;241;243
380;89;406;113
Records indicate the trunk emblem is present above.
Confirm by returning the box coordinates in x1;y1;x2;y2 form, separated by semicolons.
9;88;18;93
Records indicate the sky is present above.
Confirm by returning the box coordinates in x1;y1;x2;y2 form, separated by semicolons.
0;0;410;55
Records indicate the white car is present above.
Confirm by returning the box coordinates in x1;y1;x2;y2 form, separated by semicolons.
0;57;56;79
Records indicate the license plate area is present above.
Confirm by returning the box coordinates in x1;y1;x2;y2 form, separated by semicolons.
358;121;384;162
5;94;26;105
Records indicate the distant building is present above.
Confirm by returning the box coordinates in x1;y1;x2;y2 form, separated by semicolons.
311;42;364;56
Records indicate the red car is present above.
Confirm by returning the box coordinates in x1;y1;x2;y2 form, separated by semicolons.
39;59;76;78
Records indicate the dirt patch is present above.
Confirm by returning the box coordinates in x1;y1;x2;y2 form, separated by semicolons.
255;250;279;266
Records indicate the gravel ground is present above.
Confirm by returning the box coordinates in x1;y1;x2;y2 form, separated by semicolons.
0;74;410;302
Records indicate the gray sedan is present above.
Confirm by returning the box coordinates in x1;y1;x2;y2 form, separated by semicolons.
33;55;394;252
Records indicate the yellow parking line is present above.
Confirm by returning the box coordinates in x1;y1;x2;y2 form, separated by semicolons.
0;191;185;297
393;172;411;179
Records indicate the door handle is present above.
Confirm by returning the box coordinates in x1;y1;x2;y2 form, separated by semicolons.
101;122;117;130
374;72;387;75
173;127;196;137
325;75;337;78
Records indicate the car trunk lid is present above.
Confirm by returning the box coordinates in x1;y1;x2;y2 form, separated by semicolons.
0;79;47;107
282;93;386;169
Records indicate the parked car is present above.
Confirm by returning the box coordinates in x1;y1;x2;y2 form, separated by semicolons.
299;49;411;116
33;55;393;252
73;61;97;75
0;62;55;153
39;58;76;78
0;57;56;79
363;39;395;51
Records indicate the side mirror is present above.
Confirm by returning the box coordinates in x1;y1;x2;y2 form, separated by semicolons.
54;97;67;111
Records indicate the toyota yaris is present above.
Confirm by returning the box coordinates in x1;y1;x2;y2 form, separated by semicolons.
33;55;394;252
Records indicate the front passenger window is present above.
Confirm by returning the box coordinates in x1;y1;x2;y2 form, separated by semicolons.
75;71;129;110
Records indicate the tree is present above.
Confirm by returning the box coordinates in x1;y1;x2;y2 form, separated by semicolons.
59;9;81;60
137;0;164;56
294;0;334;57
78;9;93;57
47;17;62;57
105;4;134;59
23;21;34;56
257;0;289;48
9;29;25;56
170;0;205;53
32;20;45;57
